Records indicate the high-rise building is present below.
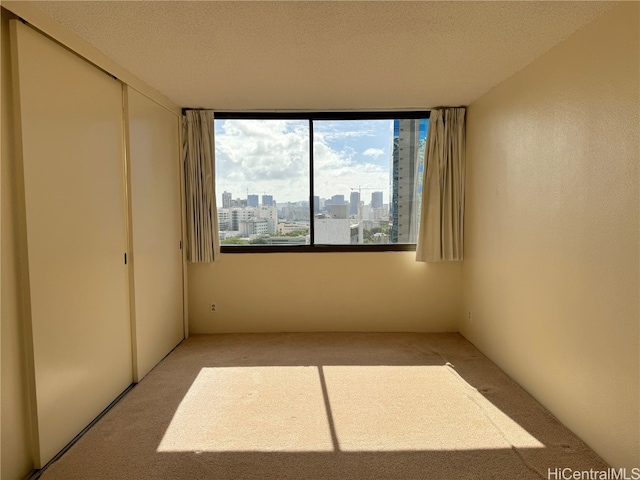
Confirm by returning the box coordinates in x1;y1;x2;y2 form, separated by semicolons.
313;196;320;214
258;205;278;233
247;194;259;207
390;118;428;243
331;194;345;205
222;191;232;208
371;191;383;209
239;219;269;236
262;195;273;206
227;207;256;231
217;208;231;231
350;191;360;216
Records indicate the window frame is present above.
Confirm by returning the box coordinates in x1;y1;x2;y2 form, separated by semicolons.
214;110;431;254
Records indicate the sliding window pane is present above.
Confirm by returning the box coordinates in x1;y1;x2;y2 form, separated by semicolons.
313;118;428;245
214;119;310;246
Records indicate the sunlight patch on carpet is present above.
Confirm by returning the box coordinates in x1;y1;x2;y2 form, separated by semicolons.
157;365;544;453
158;366;334;452
323;365;545;451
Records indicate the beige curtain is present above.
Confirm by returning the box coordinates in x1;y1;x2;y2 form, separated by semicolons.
416;108;466;262
183;110;220;263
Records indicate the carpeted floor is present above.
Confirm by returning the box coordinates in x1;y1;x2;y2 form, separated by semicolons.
39;333;607;479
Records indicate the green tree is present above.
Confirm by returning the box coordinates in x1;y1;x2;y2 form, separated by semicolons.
221;237;249;245
283;230;308;237
363;226;383;243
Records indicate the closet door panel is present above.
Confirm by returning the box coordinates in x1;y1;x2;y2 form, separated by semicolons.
12;21;132;466
127;87;184;380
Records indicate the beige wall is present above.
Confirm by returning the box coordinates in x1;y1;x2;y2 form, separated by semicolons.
461;2;639;469
1;8;34;480
189;253;461;333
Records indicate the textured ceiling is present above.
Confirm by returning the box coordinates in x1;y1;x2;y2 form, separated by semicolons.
30;1;614;110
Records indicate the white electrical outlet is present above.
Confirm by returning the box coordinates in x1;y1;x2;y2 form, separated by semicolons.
210;303;217;313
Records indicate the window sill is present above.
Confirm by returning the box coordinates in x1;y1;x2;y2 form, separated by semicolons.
220;244;417;254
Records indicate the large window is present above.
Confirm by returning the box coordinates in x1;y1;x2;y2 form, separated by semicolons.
214;112;429;252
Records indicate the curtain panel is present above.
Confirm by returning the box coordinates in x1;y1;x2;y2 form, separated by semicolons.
416;108;466;262
183;110;220;263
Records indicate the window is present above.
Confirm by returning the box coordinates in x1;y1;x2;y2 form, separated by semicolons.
214;112;430;252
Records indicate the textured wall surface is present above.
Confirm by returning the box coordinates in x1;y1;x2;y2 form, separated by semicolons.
462;2;639;469
189;252;462;334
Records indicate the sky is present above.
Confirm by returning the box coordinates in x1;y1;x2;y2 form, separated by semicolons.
214;119;394;206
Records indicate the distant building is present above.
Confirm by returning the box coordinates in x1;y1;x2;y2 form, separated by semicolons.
217;208;231;231
225;206;256;231
222;191;232;208
277;223;309;235
247;194;259;207
328;204;348;219
350;224;360;244
313;196;320;214
280;201;310;221
361;220;379;231
350;191;360;216
239;219;268;236
258;205;278;233
331;194;345;205
371;191;383;209
262;195;273;206
372;207;388;221
361;204;371;221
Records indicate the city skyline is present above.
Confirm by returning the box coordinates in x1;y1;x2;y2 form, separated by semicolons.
218;189;388;209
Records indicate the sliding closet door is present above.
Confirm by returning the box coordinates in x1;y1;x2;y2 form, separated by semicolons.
11;21;132;467
126;86;184;381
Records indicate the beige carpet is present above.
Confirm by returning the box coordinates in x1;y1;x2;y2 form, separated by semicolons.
40;333;607;479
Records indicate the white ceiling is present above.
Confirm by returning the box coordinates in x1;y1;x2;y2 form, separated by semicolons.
29;1;615;110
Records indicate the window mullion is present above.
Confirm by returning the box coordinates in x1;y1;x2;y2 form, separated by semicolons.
309;119;315;246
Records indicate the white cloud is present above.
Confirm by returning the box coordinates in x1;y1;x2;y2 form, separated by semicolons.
363;148;384;158
215;119;391;204
215;120;310;201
